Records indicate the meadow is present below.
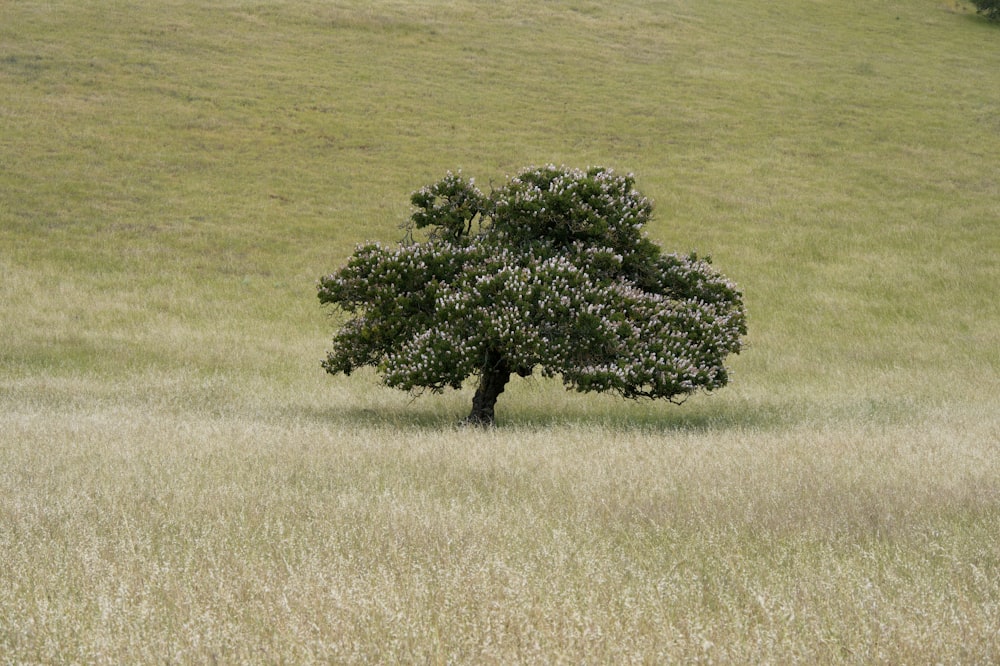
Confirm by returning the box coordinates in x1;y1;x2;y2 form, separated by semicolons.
2;0;999;662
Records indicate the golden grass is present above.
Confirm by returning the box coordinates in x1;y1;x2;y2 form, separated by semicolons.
2;387;998;662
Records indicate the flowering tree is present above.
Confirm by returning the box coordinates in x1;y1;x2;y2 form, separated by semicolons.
318;165;747;425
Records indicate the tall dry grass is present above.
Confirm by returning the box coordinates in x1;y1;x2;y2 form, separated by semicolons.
2;378;998;662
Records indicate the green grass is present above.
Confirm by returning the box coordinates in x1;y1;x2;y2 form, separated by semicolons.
2;0;999;662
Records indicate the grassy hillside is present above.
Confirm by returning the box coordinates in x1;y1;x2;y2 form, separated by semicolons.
2;0;999;661
2;0;997;407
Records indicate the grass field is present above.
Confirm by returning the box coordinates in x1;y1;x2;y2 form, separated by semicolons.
2;0;999;662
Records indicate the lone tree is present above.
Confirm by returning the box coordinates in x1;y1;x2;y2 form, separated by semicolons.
319;165;747;425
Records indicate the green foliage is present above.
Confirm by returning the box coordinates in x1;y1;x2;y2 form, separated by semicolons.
319;166;746;414
971;0;1000;19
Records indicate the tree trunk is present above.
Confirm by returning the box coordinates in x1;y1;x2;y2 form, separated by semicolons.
465;353;511;427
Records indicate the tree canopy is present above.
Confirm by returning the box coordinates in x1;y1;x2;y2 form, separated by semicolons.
318;165;747;425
